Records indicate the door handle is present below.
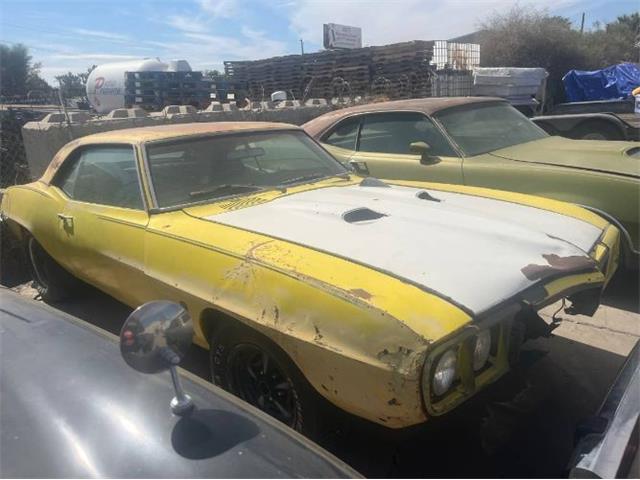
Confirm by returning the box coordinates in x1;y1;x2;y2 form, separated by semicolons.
57;213;74;228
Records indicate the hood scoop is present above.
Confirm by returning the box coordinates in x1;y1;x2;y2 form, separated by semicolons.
343;207;388;224
416;190;441;202
359;177;391;188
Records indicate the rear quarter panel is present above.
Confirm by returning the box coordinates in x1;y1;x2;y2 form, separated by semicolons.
1;183;68;264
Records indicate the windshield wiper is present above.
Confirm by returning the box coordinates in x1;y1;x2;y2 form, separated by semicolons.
278;172;340;186
189;184;262;198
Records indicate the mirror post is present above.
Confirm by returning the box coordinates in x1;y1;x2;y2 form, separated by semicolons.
169;365;194;416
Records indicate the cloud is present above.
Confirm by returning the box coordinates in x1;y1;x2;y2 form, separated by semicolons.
183;31;288;60
72;28;130;41
50;53;141;60
197;0;238;18
166;14;209;33
288;0;581;48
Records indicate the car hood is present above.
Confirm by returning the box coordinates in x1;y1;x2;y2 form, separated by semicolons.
489;136;639;178
200;182;603;315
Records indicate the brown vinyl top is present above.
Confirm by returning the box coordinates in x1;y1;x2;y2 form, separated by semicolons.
75;121;300;143
302;96;504;138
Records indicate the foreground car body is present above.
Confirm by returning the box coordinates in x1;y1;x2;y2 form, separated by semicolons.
0;122;620;429
303;98;639;267
569;340;640;478
0;288;358;478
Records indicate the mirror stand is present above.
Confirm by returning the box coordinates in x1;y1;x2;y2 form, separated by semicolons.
169;366;194;416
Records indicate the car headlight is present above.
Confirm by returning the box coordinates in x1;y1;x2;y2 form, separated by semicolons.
473;330;491;371
432;349;457;396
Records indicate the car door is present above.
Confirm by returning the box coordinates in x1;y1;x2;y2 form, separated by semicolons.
49;144;150;303
342;112;464;184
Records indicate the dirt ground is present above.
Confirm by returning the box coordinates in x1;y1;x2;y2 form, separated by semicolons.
10;269;640;478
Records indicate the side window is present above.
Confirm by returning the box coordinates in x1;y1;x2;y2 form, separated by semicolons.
358;113;457;157
323;117;360;150
54;145;143;210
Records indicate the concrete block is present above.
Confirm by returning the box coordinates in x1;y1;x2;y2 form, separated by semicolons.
106;108;148;119
204;102;224;112
305;98;328;107
162;105;197;116
331;97;353;107
275;100;301;109
68;112;91;123
41;113;66;123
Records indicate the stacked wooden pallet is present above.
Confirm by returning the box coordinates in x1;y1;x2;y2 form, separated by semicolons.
123;71;213;110
224;40;435;101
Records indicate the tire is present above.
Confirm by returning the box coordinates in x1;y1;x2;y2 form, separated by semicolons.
573;121;624;141
25;235;79;302
209;322;322;436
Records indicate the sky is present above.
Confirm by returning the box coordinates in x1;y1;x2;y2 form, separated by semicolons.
1;0;637;84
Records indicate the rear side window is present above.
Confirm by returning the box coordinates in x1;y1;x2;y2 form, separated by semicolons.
358;112;457;157
53;145;143;210
323;117;360;150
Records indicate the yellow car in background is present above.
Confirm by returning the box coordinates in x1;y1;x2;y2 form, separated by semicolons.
0;122;620;434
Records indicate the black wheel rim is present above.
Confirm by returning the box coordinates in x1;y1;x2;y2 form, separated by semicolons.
228;344;298;427
27;238;49;289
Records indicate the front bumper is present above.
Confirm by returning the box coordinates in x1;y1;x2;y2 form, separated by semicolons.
422;224;622;418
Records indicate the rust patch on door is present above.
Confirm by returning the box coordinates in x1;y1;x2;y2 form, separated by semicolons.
521;253;596;281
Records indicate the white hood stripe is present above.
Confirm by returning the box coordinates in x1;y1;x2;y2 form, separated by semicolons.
204;184;602;315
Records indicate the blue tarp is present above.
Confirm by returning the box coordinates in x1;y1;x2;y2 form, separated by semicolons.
563;63;640;102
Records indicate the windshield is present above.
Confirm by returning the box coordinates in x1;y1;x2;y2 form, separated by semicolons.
434;103;548;156
146;130;348;208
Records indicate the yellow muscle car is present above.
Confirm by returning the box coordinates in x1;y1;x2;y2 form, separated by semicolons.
0;122;620;434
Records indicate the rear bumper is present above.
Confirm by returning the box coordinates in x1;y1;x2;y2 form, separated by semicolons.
569;340;640;478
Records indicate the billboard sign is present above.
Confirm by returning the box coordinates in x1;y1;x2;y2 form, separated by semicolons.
323;23;362;49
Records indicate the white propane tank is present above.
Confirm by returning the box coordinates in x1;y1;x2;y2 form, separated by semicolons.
86;58;192;113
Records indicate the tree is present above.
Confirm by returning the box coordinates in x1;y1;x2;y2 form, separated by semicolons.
55;65;95;98
0;43;52;98
1;44;32;97
478;8;640;104
479;6;590;104
583;13;640;65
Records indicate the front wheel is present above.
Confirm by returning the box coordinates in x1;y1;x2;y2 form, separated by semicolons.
209;322;321;435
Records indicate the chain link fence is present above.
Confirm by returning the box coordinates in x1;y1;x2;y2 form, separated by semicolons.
0;108;44;286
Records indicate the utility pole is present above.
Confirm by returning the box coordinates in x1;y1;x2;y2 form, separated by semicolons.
300;39;304;56
580;12;585;34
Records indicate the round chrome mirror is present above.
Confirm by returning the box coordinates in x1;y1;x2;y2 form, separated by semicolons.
120;301;193;374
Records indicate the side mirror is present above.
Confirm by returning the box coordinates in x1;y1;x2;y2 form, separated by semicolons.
409;141;440;165
349;160;370;176
120;301;195;415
